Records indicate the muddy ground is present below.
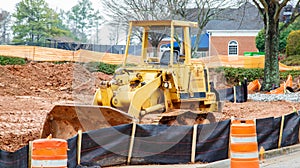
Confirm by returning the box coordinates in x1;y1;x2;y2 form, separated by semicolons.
1;62;300;152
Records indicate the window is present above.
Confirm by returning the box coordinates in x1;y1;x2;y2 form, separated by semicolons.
228;40;238;56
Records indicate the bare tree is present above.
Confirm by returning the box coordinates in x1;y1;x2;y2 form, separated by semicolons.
187;0;242;55
102;0;172;25
101;0;174;51
0;10;11;44
166;0;191;19
101;0;243;57
252;0;300;90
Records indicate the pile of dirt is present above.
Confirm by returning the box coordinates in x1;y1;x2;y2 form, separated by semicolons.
0;62;112;152
221;100;300;120
0;62;112;99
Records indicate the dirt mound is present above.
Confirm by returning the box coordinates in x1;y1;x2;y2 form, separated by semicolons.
0;62;112;152
0;62;112;99
221;100;300;120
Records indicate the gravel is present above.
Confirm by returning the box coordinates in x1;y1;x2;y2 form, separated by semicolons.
248;92;300;102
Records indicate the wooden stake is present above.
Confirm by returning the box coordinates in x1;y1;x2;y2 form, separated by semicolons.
127;122;137;165
191;124;198;163
228;117;234;158
259;146;265;161
28;141;32;168
77;130;82;165
233;86;237;103
278;115;285;148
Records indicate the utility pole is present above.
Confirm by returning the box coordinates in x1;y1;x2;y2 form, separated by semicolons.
96;21;99;44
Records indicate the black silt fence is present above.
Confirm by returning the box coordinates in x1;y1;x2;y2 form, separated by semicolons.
131;124;194;164
195;120;230;163
280;112;299;147
256;111;300;151
68;135;78;167
0;145;28;168
79;124;132;167
0;112;299;168
78;120;231;166
217;85;248;103
256;116;281;151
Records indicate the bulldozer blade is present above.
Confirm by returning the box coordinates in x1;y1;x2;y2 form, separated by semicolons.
41;104;136;139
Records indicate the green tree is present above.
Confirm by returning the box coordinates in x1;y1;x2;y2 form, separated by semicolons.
286;30;300;56
12;0;68;43
252;0;300;91
54;10;77;41
256;22;299;52
66;0;102;42
256;29;265;52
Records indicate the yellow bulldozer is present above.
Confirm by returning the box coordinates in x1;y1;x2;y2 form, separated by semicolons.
41;20;219;139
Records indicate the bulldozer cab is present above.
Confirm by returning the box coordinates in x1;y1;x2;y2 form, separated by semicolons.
122;20;198;67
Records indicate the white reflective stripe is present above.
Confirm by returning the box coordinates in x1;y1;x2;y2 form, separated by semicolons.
231;152;258;159
32;159;67;167
231;136;257;143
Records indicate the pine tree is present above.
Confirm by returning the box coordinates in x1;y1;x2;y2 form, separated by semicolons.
12;0;69;43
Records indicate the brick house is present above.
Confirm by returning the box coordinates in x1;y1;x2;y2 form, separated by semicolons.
207;30;260;56
190;2;264;57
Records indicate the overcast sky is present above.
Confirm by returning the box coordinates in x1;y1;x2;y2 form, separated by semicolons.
0;0;102;13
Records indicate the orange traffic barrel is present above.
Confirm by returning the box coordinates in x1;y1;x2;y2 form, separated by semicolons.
230;120;259;168
286;74;293;88
31;138;68;168
247;79;261;92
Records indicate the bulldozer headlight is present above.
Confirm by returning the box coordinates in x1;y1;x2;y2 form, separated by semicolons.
113;98;118;106
163;82;169;88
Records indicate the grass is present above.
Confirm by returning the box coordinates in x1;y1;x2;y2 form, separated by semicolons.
81;62;120;74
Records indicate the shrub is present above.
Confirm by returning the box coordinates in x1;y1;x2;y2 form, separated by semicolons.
286;30;300;56
0;56;26;65
280;70;300;80
80;62;120;74
96;62;119;75
214;67;300;85
280;55;300;66
214;67;264;85
256;23;295;53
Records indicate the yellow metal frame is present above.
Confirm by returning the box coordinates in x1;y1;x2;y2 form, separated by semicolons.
130;20;198;28
123;20;198;67
123;22;133;66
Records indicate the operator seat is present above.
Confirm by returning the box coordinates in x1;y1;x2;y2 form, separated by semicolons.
160;50;179;65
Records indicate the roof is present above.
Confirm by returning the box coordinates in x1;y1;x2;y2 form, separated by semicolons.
163;34;209;49
188;2;264;31
130;20;198;28
191;33;209;49
46;37;77;43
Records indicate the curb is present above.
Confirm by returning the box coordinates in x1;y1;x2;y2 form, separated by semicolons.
200;144;300;167
107;143;300;168
261;143;300;160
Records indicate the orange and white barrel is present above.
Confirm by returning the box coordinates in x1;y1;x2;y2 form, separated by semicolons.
230;120;259;168
31;139;68;168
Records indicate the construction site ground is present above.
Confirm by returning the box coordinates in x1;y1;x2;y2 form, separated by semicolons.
1;62;300;152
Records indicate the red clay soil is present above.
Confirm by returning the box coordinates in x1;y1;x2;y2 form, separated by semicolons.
0;62;300;152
